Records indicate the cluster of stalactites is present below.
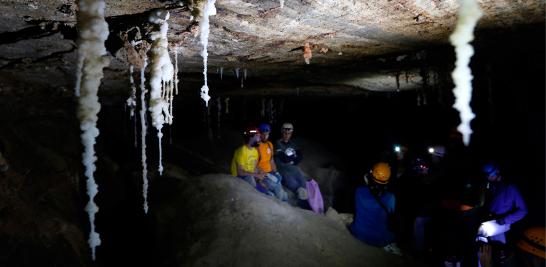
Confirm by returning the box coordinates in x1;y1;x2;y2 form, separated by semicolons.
148;10;179;176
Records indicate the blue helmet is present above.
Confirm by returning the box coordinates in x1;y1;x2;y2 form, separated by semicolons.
483;162;499;176
259;123;271;133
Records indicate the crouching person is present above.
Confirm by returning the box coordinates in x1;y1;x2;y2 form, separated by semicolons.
350;162;402;256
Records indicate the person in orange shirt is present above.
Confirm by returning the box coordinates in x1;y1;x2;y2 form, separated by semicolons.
257;123;287;201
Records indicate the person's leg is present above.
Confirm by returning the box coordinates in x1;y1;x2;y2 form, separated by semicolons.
264;176;287;201
238;175;256;187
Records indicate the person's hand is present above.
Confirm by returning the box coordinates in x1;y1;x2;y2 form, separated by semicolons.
478;244;492;267
255;172;266;181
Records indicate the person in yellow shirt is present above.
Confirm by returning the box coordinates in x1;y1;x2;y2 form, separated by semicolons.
257;123;287;201
231;126;265;187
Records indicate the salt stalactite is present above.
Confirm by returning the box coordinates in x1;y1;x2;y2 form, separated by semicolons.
174;47;179;95
225;97;230;114
244;68;247;80
220;67;223;79
199;0;217;106
140;59;149;214
240;76;244;88
280;0;284;8
127;65;137;117
149;10;175;175
126;65;138;147
235;68;240;79
75;0;110;260
450;0;483;145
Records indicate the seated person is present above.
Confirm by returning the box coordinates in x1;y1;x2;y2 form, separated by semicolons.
350;162;401;256
257;123;287;201
230;126;265;188
274;123;308;202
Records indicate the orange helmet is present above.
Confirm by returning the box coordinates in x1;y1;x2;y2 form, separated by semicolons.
372;162;391;184
517;227;546;259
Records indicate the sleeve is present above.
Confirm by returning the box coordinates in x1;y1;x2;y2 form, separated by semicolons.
502;185;527;225
293;149;303;165
386;193;396;213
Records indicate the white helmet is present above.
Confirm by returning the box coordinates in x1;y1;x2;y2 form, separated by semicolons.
281;122;294;132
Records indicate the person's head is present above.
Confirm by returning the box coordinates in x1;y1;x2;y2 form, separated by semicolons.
243;126;260;147
258;123;271;142
280;122;294;142
365;162;391;194
428;145;446;163
483;162;502;183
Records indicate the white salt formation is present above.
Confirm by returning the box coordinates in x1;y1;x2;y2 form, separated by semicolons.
149;10;176;175
127;65;137;147
140;59;149;213
199;0;217;106
126;65;137;118
75;0;110;260
450;0;483;145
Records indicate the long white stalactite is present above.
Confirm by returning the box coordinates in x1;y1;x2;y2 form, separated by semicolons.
140;59;149;213
75;0;110;260
199;0;217;106
450;0;483;146
149;10;175;176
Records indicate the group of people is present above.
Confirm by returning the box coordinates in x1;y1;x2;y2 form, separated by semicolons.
230;123;535;265
349;153;530;265
230;122;311;207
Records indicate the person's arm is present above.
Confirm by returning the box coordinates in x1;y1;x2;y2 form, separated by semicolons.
293;149;303;165
237;163;265;180
270;158;277;172
498;185;527;225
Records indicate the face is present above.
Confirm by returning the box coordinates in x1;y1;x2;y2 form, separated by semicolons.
251;134;261;147
282;130;293;141
487;171;500;182
260;131;269;142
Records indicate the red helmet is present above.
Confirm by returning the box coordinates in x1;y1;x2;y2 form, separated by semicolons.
243;126;259;137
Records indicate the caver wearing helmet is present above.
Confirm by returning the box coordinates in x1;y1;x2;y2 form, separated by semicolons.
364;162;393;196
274;122;308;203
256;123;288;202
259;123;271;133
350;161;401;255
231;126;264;188
476;161;527;244
371;162;391;185
243;126;260;147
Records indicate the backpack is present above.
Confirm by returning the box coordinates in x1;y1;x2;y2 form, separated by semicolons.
306;179;324;214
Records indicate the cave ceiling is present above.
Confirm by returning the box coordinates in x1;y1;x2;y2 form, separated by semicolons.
0;0;543;94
